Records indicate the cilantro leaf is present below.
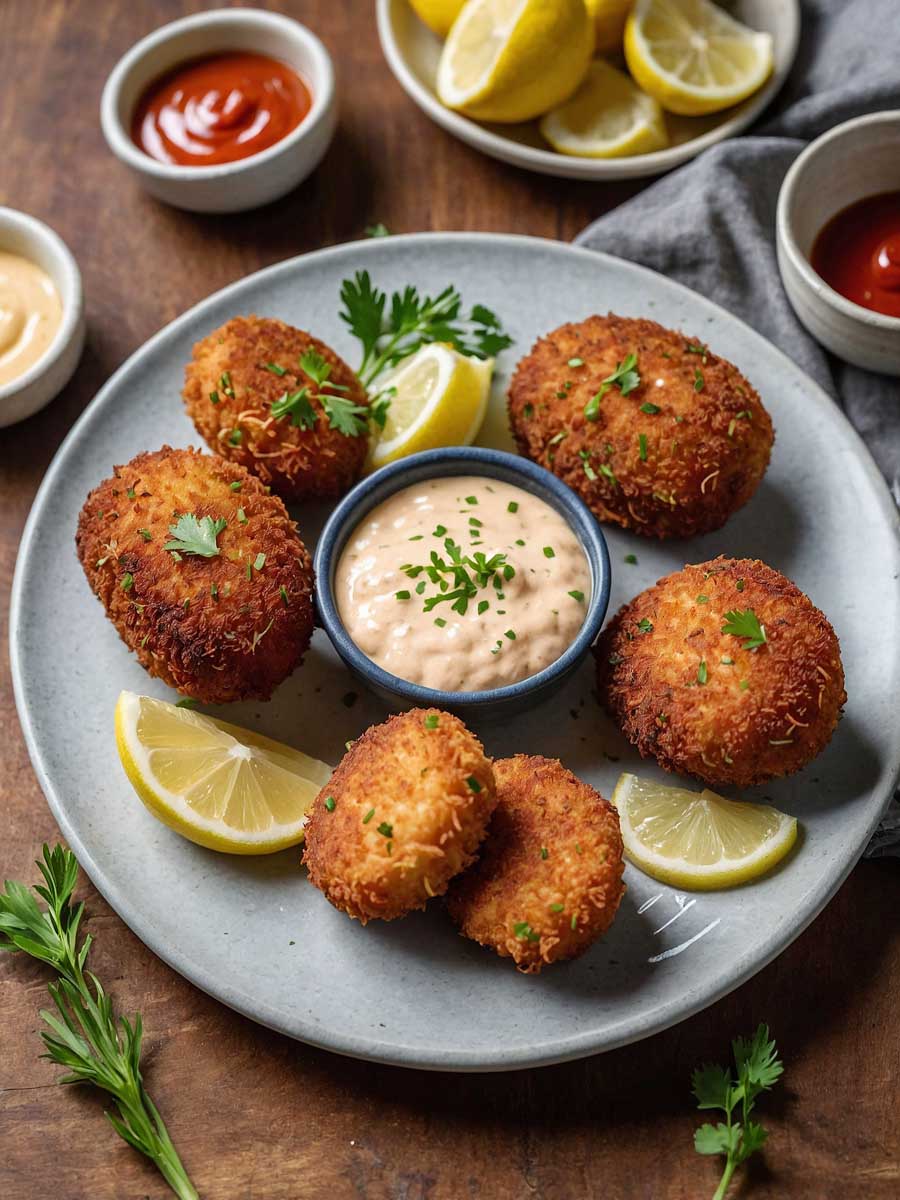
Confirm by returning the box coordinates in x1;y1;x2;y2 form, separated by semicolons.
721;609;767;651
584;353;641;421
271;386;318;429
694;1123;737;1156
734;1023;783;1091
692;1063;733;1111
164;514;226;558
321;394;370;437
299;347;349;392
339;270;386;372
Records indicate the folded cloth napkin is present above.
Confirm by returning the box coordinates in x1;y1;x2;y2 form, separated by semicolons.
574;0;900;855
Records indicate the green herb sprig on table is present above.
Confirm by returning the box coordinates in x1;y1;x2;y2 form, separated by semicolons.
339;270;513;390
0;846;198;1200
692;1023;783;1199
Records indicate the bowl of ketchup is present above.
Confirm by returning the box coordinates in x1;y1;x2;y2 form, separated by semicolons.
777;111;900;376
101;9;336;214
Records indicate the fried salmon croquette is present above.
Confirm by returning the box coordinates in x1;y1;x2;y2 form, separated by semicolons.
508;314;774;539
76;446;315;704
447;756;625;974
596;557;846;789
303;708;496;923
183;316;369;501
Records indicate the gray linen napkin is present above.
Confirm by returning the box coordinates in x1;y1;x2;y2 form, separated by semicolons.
574;0;900;854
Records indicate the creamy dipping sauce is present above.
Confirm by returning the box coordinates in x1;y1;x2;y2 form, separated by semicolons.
0;252;62;389
336;476;591;692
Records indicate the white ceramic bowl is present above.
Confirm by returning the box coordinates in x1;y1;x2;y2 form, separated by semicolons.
100;8;337;214
777;111;900;376
0;208;85;429
377;0;799;181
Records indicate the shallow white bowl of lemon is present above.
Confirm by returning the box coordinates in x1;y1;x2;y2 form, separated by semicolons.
378;0;799;180
0;208;85;428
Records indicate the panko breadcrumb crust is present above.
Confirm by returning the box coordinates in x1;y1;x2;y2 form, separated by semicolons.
75;446;315;704
182;316;369;501
507;314;774;539
596;557;846;788
303;708;496;923
446;755;625;974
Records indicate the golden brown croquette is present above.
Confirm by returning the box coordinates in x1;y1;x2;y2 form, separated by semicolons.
303;708;496;923
76;446;314;704
507;314;774;539
446;755;625;973
596;557;846;788
182;316;369;501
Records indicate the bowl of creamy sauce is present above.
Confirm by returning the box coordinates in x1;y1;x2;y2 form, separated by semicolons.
316;448;611;717
0;208;85;428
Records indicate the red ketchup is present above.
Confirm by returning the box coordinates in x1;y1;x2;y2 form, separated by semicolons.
811;191;900;319
132;52;312;167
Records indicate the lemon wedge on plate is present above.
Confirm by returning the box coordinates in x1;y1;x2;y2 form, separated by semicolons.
540;60;668;159
436;0;593;123
115;691;332;854
611;772;798;890
409;0;466;37
624;0;774;116
585;0;634;53
368;343;492;470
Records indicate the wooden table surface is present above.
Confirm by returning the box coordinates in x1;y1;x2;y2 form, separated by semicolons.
1;3;898;1197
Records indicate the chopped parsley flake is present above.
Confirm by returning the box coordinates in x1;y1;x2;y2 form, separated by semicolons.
543;546;555;559
513;921;540;943
466;776;482;793
697;660;708;685
362;808;375;824
424;714;439;730
324;795;336;812
568;590;585;602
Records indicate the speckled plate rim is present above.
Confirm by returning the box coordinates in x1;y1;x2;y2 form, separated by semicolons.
10;233;900;1072
376;0;800;182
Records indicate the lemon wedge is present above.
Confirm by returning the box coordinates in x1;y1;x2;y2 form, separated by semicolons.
540;60;668;159
115;691;332;854
624;0;774;116
585;0;634;53
436;0;593;123
611;772;798;890
369;343;492;470
409;0;466;37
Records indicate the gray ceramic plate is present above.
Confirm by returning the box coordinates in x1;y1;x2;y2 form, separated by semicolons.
10;235;900;1071
377;0;800;180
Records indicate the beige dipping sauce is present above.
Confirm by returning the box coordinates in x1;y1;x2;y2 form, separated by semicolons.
0;252;63;388
336;475;591;692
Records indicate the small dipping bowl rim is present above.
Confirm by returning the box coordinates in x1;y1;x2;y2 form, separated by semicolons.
314;446;612;714
0;207;85;418
100;7;336;184
776;110;900;334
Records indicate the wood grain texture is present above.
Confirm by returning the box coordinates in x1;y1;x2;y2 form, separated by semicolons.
0;2;898;1198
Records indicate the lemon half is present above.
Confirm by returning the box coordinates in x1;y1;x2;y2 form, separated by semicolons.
409;0;466;37
115;692;332;854
585;0;634;53
540;60;668;159
436;0;593;123
612;772;798;890
624;0;774;116
369;343;492;470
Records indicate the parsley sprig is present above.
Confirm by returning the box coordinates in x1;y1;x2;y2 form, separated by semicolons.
584;353;641;421
692;1024;783;1199
339;271;513;389
0;846;198;1200
721;609;767;651
164;513;226;558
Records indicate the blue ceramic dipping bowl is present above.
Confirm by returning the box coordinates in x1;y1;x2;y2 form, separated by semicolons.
314;447;611;720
